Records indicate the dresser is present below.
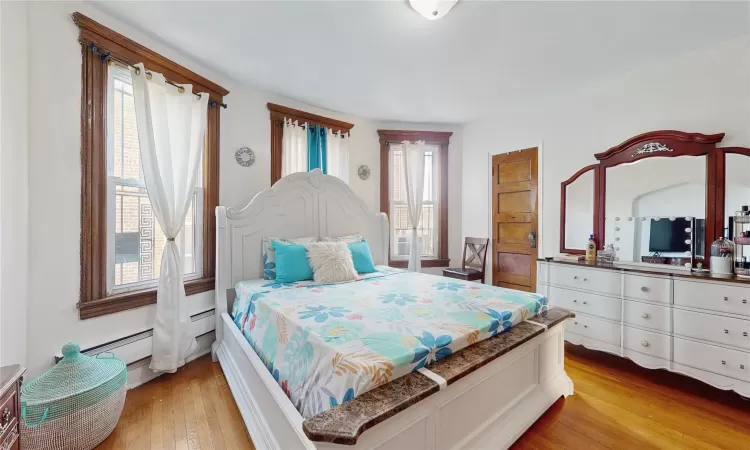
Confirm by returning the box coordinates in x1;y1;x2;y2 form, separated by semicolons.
0;365;24;450
538;260;750;397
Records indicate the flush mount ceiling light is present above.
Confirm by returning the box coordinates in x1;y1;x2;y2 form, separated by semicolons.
409;0;459;20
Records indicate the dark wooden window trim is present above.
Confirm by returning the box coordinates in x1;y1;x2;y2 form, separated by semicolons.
378;130;452;268
268;103;354;185
74;12;229;320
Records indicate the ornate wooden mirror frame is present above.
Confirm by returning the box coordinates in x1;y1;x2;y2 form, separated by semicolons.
560;164;600;254
558;130;750;267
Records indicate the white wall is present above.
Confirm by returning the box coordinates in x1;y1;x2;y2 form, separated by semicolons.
0;1;30;367
14;2;462;376
463;34;750;261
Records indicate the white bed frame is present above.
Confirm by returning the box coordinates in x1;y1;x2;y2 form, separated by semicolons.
212;170;573;450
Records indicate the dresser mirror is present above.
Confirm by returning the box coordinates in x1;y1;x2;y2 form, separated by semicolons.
557;130;742;270
722;153;750;236
604;155;706;268
561;165;597;253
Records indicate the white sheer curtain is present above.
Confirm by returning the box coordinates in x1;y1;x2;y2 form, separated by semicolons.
327;129;350;183
129;63;208;373
402;140;427;272
282;118;308;177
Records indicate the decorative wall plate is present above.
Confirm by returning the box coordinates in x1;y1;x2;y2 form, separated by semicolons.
235;147;255;167
357;165;371;180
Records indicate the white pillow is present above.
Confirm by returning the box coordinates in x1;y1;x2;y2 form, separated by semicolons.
319;233;363;244
306;242;360;283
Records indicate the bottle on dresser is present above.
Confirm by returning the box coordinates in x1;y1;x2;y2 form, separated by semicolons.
585;234;597;263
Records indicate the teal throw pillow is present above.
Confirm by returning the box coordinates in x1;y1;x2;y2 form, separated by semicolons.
348;239;377;273
272;241;314;283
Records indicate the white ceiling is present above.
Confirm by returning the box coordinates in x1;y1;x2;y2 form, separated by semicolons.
93;1;750;124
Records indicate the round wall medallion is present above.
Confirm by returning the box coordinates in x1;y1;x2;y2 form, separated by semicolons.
357;165;371;180
235;147;255;167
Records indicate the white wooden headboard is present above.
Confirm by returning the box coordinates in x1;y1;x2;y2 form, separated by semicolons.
214;170;389;319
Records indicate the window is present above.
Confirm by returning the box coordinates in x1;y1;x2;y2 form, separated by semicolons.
389;143;439;259
75;12;228;319
378;130;452;268
268;103;353;185
106;64;203;294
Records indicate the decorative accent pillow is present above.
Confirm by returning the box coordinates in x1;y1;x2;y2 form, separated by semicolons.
348;239;377;273
272;241;314;283
319;233;364;244
262;236;317;279
306;242;360;283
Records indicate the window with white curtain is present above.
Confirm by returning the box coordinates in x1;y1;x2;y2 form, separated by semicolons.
389;143;440;259
105;63;202;294
270;103;354;185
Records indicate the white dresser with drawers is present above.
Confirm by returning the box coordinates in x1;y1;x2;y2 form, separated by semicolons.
538;260;750;397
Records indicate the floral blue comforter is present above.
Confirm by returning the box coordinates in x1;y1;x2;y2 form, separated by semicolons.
232;267;547;418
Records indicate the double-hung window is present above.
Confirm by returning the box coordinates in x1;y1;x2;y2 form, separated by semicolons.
388;143;440;259
378;130;452;268
75;12;228;319
105;63;203;294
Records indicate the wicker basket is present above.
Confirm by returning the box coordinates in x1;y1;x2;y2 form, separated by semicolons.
20;343;127;450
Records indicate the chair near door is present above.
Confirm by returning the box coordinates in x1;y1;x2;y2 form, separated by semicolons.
442;238;489;283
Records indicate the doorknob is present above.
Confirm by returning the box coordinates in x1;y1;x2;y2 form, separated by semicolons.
528;231;537;249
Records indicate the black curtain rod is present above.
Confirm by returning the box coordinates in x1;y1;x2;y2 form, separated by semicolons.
89;44;227;109
276;119;349;137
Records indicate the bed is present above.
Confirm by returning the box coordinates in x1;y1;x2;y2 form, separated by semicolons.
212;170;573;450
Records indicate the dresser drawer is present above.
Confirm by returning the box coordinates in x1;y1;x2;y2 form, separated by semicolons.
674;280;750;317
623;274;671;304
674;337;750;382
673;309;750;350
548;286;621;321
623;300;670;332
548;265;620;296
623;325;670;360
0;386;18;446
537;262;549;285
567;314;621;347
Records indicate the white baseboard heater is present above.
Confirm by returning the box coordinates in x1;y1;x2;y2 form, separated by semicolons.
56;309;216;387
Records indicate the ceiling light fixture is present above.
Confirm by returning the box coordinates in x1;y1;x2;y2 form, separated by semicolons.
409;0;459;21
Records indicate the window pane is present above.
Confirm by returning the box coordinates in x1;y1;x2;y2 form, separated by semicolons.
392;148;404;202
107;64;200;292
112;184;198;287
389;143;439;259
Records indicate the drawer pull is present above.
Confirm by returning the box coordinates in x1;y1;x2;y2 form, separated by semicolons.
573;276;578;280
744;332;748;337
640;340;649;347
724;296;728;302
0;407;9;432
744;299;748;304
582;301;587;305
573;321;578;325
583;278;588;282
725;329;729;334
722;360;726;365
641;312;649;319
583;325;588;328
640;286;649;293
742;365;746;370
573;299;577;303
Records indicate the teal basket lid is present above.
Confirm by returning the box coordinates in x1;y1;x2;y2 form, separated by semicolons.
21;343;127;426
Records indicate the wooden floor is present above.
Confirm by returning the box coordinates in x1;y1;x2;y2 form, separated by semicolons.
96;355;254;450
100;344;750;449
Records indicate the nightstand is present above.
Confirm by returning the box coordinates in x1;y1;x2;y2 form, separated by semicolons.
0;365;25;450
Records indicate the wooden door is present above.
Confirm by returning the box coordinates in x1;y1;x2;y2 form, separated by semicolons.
491;148;538;292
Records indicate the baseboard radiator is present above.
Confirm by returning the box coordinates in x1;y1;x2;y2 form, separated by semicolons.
56;309;216;388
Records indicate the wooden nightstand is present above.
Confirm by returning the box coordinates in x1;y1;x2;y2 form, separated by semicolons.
0;365;25;450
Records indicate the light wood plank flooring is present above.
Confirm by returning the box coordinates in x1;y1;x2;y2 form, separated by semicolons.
100;343;750;449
